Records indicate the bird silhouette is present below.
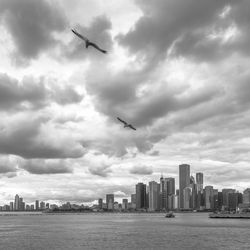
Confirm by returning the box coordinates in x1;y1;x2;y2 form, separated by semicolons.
71;29;107;54
117;117;136;130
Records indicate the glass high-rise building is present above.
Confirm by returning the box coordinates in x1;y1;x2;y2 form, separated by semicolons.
106;194;114;210
136;182;146;210
196;173;204;192
179;164;190;209
14;194;19;211
148;181;160;211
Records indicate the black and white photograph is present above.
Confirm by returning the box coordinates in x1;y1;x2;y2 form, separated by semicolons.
0;0;250;249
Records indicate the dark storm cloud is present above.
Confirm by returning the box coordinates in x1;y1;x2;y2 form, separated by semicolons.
88;164;112;177
117;0;249;63
130;165;153;175
0;163;17;173
0;115;85;159
65;15;112;60
0;74;83;111
21;159;72;174
0;0;67;63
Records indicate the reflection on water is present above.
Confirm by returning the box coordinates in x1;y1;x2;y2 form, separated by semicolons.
0;212;249;250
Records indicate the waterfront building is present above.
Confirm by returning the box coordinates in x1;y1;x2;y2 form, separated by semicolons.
26;204;30;210
205;186;214;210
183;187;192;209
136;182;146;210
213;189;219;210
98;198;103;209
148;181;160;211
40;201;45;210
243;188;250;204
190;176;197;209
122;199;128;210
35;200;39;210
179;164;190;209
196;172;203;210
14;194;19;211
31;204;34;210
159;176;167;210
46;203;50;209
10;202;14;211
222;189;235;210
106;194;114;210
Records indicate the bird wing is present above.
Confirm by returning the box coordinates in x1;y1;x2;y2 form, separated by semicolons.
117;117;127;125
88;42;107;54
128;125;136;130
71;29;88;42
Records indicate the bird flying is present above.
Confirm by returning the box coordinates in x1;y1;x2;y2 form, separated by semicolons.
71;29;107;54
117;117;136;130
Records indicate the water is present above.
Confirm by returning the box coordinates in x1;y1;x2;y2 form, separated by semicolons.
0;212;249;250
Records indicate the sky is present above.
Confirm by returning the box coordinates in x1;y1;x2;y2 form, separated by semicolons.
0;0;250;205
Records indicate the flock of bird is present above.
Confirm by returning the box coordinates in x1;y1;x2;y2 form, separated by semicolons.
71;29;137;131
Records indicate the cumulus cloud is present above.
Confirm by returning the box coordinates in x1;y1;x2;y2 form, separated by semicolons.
0;73;84;111
117;0;250;63
130;165;153;175
88;163;112;177
0;0;67;64
0;114;85;159
20;159;72;175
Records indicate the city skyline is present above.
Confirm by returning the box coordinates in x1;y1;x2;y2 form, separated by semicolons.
1;0;250;205
1;164;248;209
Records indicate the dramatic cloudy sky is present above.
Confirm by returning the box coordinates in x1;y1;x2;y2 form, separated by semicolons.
0;0;250;205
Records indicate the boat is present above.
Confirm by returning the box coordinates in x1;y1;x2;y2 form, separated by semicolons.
209;213;250;219
165;211;175;218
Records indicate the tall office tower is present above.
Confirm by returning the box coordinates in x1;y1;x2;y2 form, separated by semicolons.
205;186;214;209
10;202;14;211
222;189;235;209
179;164;190;209
131;194;136;205
31;204;34;210
40;201;45;210
189;176;197;209
98;198;103;209
122;199;128;210
166;178;175;195
148;181;160;211
196;173;204;192
26;205;30;211
19;197;25;211
218;192;223;210
243;188;250;204
136;182;146;210
213;189;219;210
159;176;165;210
228;192;240;210
35;200;39;210
46;203;50;209
166;178;175;210
106;194;114;210
183;187;192;209
14;194;19;211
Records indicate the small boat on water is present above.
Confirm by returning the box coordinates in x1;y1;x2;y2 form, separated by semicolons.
165;212;175;218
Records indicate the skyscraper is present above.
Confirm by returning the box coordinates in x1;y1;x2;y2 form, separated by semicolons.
136;182;146;210
98;198;103;209
196;172;204;210
205;186;214;210
106;194;114;210
196;173;203;192
35;200;39;210
14;194;19;211
148;181;160;211
179;164;190;209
